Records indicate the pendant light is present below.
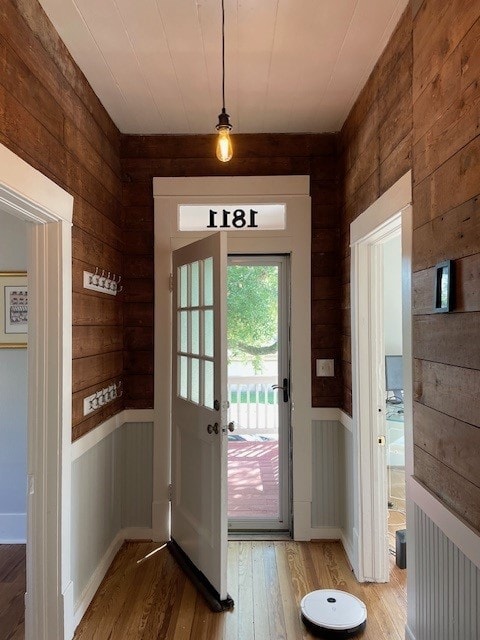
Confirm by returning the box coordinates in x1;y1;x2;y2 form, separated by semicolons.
215;0;233;162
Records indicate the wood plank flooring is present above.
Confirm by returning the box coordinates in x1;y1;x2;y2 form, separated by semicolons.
0;545;26;640
75;541;407;640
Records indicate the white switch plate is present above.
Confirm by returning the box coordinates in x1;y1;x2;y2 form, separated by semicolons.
316;359;334;377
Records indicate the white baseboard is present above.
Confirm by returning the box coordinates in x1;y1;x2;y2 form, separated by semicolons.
73;526;154;630
73;531;124;628
405;624;416;640
0;512;26;543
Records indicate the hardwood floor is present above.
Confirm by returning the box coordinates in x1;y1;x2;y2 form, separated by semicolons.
75;541;407;639
0;545;26;640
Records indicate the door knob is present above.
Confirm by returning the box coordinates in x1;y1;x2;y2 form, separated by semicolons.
228;421;235;432
207;423;219;435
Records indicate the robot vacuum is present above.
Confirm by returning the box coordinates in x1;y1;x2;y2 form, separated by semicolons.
300;589;367;638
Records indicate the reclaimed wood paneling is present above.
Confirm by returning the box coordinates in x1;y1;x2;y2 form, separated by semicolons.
414;445;480;533
340;7;413;416
413;402;480;490
340;0;480;532
0;0;123;440
121;133;342;409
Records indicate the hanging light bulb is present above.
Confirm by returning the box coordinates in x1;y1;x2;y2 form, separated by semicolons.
216;108;233;162
215;0;233;162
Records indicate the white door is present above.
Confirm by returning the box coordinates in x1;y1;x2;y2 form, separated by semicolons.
171;232;231;606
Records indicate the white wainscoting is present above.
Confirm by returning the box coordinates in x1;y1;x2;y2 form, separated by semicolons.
412;503;480;640
71;410;154;632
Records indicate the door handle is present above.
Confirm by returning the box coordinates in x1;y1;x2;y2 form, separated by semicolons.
207;422;219;435
228;421;235;432
272;378;289;403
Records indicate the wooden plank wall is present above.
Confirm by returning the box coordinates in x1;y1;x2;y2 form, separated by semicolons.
0;0;124;441
120;134;342;409
341;0;480;534
411;0;480;533
339;7;413;415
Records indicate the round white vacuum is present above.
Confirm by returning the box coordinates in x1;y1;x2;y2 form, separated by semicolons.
300;589;367;638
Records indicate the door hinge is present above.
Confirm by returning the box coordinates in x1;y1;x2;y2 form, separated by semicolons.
168;483;173;501
169;273;174;292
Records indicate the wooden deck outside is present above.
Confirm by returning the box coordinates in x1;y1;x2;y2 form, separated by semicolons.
228;440;279;519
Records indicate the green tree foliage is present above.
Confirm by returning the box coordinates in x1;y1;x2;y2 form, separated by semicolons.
227;265;278;371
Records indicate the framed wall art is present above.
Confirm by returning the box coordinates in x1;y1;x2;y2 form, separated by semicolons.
0;272;28;348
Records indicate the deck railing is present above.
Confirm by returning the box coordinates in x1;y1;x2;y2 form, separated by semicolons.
227;375;278;436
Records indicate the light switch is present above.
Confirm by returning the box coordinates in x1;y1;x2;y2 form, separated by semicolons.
316;359;334;377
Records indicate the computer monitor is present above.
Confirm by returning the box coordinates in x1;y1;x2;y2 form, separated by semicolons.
385;355;403;403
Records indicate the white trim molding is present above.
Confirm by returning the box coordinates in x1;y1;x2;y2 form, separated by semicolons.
350;171;412;245
71;409;155;460
154;176;312;542
350;171;412;584
310;407;342;422
0;144;73;225
409;477;480;570
0;142;74;640
310;408;353;434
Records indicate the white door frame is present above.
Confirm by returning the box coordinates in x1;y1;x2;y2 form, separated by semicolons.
153;176;312;542
0;143;74;639
350;171;412;582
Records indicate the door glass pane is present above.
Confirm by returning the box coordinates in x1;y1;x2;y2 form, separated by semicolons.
191;358;200;404
180;311;188;353
204;360;214;409
179;355;188;399
191;310;199;355
227;263;281;522
191;261;200;307
179;265;188;308
204;257;213;306
204;310;214;358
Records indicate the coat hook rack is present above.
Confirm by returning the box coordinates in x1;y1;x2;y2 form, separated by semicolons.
83;268;123;295
83;380;123;416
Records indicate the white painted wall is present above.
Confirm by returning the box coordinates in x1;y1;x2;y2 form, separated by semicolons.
0;210;28;542
383;234;402;355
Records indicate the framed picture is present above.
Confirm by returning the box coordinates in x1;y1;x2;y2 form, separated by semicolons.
433;260;453;313
0;272;28;348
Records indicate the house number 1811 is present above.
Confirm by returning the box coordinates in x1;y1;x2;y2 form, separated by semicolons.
207;208;259;229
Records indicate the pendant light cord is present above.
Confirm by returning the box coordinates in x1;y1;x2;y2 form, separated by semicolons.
221;0;226;111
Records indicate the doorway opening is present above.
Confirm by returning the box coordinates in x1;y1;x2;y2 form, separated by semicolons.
226;255;291;534
0;142;74;639
382;235;406;561
0;212;28;640
350;171;412;584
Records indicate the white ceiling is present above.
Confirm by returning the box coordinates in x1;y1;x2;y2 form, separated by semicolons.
38;0;408;135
